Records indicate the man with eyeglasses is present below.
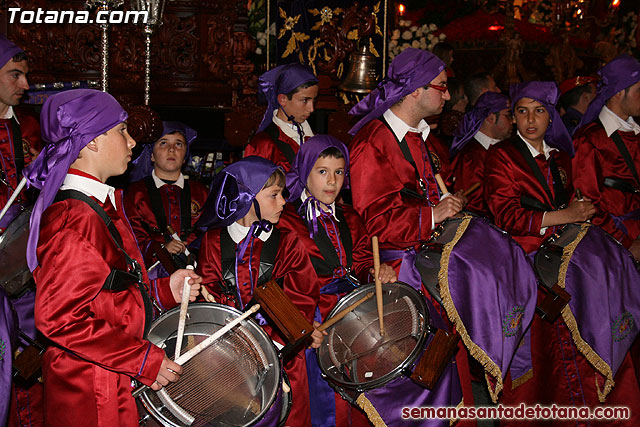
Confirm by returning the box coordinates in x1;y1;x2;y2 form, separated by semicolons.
450;92;512;219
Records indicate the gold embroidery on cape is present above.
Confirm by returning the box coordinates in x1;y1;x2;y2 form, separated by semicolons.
356;393;388;427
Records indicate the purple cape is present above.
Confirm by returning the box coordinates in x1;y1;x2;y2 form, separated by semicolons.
348;48;445;135
509;81;574;156
23;89;128;271
0;33;24;69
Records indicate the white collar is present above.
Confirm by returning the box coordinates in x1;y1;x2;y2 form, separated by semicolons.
151;169;185;189
383;109;430;142
517;130;557;160
599;105;640;136
60;173;116;209
272;109;314;145
300;190;339;222
2;106;18;123
474;131;501;150
227;220;272;244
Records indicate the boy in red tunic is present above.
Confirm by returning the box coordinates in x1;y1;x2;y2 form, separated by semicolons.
23;89;202;426
125;122;209;276
245;63;318;170
195;156;323;426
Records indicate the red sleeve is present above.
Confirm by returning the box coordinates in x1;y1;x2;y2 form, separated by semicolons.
244;130;299;171
195;229;225;302
451;141;490;217
426;134;453;185
342;206;373;283
123;180;163;267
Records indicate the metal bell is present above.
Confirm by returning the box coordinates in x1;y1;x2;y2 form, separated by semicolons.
339;43;379;94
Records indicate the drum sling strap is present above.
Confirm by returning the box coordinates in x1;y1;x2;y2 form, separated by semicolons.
143;175;192;238
292;199;353;276
600;121;640;194
10;117;23;178
379;117;439;200
265;123;296;165
54;189;154;338
512;137;568;211
219;226;280;308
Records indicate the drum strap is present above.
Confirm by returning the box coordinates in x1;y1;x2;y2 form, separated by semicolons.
292;199;353;276
266;122;296;165
143;175;192;238
219;227;280;307
512;137;568;210
54;189;153;338
603;124;640;189
10;117;23;179
603;177;640;194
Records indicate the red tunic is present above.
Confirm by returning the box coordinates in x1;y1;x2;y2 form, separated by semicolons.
572;122;640;248
245;125;302;172
425;132;453;185
196;226;320;427
33;190;178;427
124;177;209;268
484;138;573;253
349;119;441;270
451;138;492;218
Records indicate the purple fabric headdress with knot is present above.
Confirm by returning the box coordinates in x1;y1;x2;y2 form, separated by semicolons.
348;48;445;135
23;89;128;271
256;63;318;135
129;121;197;182
286;134;350;238
451;92;510;157
578;54;640;132
509;81;574;156
0;33;24;70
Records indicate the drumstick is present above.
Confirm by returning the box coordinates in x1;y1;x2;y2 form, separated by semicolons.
0;176;27;223
371;236;385;336
175;304;261;365
317;292;374;332
462;182;481;197
167;225;191;257
434;173;449;196
575;188;583;201
174;265;194;360
201;286;216;303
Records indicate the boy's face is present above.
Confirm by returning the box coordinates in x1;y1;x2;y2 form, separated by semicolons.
306;155;345;206
0;59;29;111
513;97;549;145
151;131;187;175
277;84;318;123
95;122;136;179
255;184;286;224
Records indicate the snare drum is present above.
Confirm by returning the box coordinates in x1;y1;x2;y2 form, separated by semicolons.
137;303;286;427
0;208;33;297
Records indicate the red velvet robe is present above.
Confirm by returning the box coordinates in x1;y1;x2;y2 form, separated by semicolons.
196;226;320;427
484;138;574;253
349;119;441;270
572;122;640;248
451;138;492;218
33;190;178;427
124;177;209;268
245;126;303;172
425;132;453;185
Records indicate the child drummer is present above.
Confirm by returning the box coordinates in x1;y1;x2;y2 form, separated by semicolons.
195;155;323;426
23;89;202;426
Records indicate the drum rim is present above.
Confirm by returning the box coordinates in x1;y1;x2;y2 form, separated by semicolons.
138;302;283;427
316;281;431;391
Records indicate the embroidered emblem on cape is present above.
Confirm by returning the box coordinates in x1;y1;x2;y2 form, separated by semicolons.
191;200;201;217
0;338;5;362
612;312;635;342
22;138;31;156
430;152;441;173
502;305;525;338
557;167;568;187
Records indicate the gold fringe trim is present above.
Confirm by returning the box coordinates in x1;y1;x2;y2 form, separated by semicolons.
437;215;504;403
557;223;614;403
510;367;534;389
450;399;464;426
356;393;388;427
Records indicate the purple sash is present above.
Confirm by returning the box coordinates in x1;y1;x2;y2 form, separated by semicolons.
253;375;285;427
611;208;640;237
0;288;17;423
436;216;537;401
559;224;640;401
0;204;23;230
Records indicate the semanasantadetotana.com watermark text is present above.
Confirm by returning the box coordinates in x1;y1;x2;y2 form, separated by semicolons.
8;7;148;25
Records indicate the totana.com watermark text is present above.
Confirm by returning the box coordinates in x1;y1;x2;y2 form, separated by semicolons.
8;7;148;25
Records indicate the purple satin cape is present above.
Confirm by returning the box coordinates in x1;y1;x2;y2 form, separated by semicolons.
23;89;128;271
348;48;445;135
0;33;24;69
450;92;510;157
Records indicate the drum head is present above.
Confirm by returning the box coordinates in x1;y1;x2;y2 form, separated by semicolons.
0;209;32;297
139;303;282;427
316;282;430;391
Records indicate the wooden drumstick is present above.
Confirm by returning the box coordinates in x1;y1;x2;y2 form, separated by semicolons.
434;173;449;196
0;176;26;223
575;188;583;201
167;225;191;258
317;292;374;332
175;304;260;365
201;286;216;303
174;265;194;360
371;236;385;336
462;182;481;197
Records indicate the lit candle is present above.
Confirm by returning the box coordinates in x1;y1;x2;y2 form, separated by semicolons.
398;3;405;17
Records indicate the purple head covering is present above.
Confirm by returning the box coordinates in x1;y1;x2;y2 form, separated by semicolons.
129;121;197;182
0;33;24;70
23;89;128;271
578;54;640;131
509;81;574;156
451;92;510;157
195;156;281;231
348;48;445;135
256;63;318;134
